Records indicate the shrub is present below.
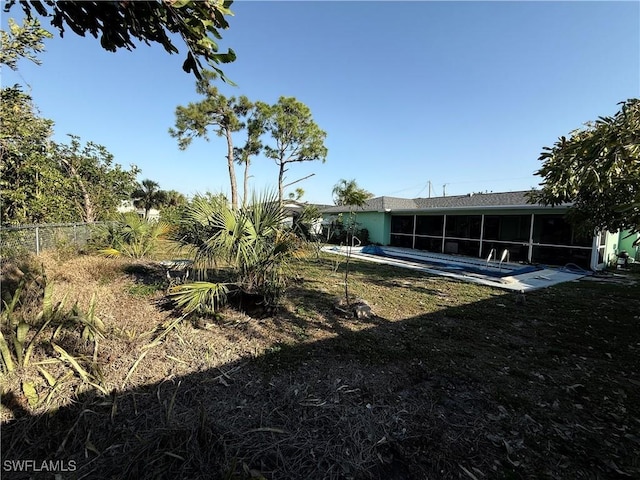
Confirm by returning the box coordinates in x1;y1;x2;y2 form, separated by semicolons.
169;192;300;315
92;213;171;259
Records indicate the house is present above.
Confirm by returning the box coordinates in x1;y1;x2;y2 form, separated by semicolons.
282;200;331;237
116;200;161;221
321;190;637;270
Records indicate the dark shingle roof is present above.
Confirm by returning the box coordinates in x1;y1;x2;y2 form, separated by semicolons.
320;190;560;214
321;196;416;213
412;191;535;210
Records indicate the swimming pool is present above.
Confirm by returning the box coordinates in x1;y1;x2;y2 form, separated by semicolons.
359;245;541;278
321;245;587;291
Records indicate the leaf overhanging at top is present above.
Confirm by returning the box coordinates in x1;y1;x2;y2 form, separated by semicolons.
4;0;236;80
528;98;640;235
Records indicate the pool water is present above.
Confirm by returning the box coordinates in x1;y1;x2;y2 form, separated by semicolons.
360;245;541;278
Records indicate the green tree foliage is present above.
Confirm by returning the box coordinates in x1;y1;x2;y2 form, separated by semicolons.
0;17;52;70
0;17;139;225
234;100;263;207
131;179;168;219
529;99;640;237
4;0;236;80
257;97;328;206
332;179;373;207
288;188;305;201
158;189;188;224
163;190;188;208
0;21;64;224
54;136;140;222
0;88;59;224
170;71;255;210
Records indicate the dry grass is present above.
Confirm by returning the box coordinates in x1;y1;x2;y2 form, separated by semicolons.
1;250;639;479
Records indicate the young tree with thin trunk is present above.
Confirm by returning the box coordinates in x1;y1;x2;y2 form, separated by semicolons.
331;179;373;306
234;100;263;208
258;97;328;206
170;71;253;210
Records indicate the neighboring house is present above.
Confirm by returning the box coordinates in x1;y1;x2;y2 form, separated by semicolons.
282;200;330;237
321;190;637;270
116;200;161;221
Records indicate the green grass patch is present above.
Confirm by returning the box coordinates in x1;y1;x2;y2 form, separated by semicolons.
127;282;165;297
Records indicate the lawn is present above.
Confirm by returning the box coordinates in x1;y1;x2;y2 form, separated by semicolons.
1;250;639;479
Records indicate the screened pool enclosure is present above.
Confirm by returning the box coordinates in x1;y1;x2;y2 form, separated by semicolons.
320;191;618;271
389;213;594;269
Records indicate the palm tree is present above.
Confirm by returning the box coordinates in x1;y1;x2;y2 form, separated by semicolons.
169;191;299;315
332;179;373;207
131;179;167;219
163;190;187;208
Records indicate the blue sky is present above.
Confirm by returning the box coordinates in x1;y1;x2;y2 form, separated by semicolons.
2;1;639;205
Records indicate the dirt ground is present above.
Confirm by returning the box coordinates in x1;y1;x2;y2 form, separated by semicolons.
1;252;639;479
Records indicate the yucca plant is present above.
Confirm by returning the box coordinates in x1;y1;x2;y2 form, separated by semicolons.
0;270;105;383
169;191;300;315
1;279;57;373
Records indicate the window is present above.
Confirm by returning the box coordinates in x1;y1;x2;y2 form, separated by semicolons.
532;246;591;269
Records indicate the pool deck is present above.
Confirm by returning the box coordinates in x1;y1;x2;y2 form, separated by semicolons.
322;245;589;292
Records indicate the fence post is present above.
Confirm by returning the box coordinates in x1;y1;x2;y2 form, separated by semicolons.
74;224;78;246
35;226;40;255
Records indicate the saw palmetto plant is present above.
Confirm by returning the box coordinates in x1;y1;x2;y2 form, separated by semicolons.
169;191;301;315
95;212;172;259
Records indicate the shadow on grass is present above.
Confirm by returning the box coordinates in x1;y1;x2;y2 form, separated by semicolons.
2;278;639;480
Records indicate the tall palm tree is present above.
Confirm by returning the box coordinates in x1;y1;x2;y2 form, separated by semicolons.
131;179;167;219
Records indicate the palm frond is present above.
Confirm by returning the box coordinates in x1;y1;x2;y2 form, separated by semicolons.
168;282;230;315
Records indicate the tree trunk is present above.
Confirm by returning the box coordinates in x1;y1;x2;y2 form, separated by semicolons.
343;212;354;306
278;161;286;207
225;127;238;210
243;157;249;209
64;159;95;222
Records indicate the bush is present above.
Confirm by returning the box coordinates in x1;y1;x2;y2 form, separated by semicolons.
169;192;300;316
92;213;171;259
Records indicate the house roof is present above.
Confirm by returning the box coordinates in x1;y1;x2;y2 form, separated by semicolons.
321;190;568;214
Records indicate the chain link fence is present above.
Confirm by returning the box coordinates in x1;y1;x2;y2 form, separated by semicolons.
1;222;105;258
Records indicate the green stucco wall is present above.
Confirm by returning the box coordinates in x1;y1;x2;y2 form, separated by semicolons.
351;212;389;245
617;230;639;261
